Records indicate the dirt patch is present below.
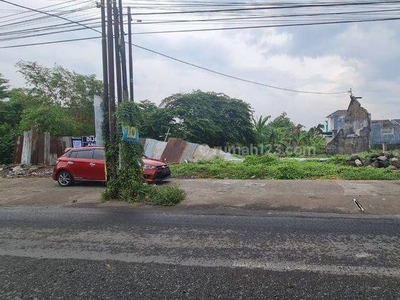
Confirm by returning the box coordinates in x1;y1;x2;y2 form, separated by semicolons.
0;177;104;206
0;165;53;178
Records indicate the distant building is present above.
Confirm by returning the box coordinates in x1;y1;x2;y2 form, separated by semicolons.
326;97;400;152
371;119;400;148
325;95;370;154
325;110;347;142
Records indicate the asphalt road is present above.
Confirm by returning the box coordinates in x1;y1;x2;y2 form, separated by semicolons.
1;205;400;299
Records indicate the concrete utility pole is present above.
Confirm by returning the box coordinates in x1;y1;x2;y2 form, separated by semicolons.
118;0;129;102
99;0;109;141
112;0;122;104
127;6;134;102
106;0;115;142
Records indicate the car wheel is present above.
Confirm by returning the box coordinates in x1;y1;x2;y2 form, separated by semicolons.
57;170;74;187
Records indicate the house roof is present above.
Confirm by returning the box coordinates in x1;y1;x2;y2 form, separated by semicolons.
326;110;347;118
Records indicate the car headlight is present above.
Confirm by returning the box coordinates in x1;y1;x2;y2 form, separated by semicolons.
143;165;156;170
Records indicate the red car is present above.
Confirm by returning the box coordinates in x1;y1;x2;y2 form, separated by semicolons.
52;147;170;187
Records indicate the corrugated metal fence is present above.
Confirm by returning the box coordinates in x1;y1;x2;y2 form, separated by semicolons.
14;131;240;165
13;130;67;165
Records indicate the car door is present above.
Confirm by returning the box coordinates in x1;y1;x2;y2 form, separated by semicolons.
90;148;106;181
71;149;95;180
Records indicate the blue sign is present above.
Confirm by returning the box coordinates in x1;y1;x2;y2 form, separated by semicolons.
122;125;139;142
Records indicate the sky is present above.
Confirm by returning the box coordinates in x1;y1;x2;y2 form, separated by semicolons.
0;0;399;129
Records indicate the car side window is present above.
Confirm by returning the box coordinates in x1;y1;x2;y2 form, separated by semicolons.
76;150;94;159
93;149;105;160
68;151;78;158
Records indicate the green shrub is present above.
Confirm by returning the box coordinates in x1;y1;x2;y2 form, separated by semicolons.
102;101;186;205
169;156;400;181
274;163;302;179
337;166;400;180
138;185;187;206
103;181;186;206
327;155;349;165
244;154;278;166
0;124;18;164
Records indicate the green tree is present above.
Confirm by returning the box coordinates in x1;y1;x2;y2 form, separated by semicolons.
259;112;294;152
0;123;18;164
139;100;172;140
252;112;326;155
252;115;271;154
268;112;295;129
0;73;9;99
0;76;19;164
19;105;85;136
306;124;326;153
160;90;255;147
16;61;102;136
0;88;30;127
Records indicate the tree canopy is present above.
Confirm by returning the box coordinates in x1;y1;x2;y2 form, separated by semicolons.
0;63;103;164
252;112;326;155
154;90;255;147
15;61;102;135
0;73;9;99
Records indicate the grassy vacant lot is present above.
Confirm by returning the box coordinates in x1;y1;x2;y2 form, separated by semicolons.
170;155;400;180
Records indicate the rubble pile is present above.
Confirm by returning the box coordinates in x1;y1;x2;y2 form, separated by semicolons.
346;151;400;170
0;164;53;178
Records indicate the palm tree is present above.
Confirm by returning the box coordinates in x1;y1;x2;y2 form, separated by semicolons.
308;124;324;135
252;115;271;144
306;124;326;154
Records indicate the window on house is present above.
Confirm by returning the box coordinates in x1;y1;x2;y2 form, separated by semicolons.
381;128;394;135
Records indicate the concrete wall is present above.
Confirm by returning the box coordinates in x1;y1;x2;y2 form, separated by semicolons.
326;96;370;154
327;114;346;135
327;132;370;155
371;120;400;146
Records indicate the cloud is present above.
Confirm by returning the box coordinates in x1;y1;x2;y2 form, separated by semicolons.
1;1;400;129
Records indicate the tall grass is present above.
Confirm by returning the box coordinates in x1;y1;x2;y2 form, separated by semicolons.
170;155;400;180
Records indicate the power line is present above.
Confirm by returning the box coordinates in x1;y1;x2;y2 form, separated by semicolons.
0;0;80;22
0;32;349;95
0;0;92;27
0;0;386;95
127;1;400;15
133;16;400;34
0;0;100;33
2;1;400;40
130;8;400;25
132;43;349;95
0;36;100;48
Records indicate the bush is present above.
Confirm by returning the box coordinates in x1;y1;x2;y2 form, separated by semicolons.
0;124;18;164
337;166;399;180
102;101;186;205
169;156;400;181
275;164;301;179
138;185;186;206
103;180;186;206
327;155;349;165
244;154;278;166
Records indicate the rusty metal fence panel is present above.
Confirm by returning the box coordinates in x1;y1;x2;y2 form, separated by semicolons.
13;135;24;164
161;138;187;163
31;131;43;165
50;136;64;165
